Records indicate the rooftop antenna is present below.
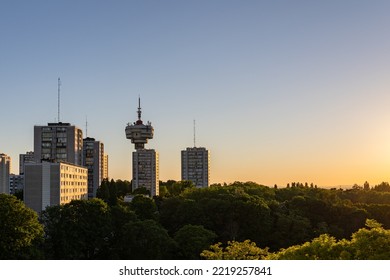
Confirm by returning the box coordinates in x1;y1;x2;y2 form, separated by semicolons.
137;95;142;121
193;119;196;147
57;77;61;123
85;115;88;137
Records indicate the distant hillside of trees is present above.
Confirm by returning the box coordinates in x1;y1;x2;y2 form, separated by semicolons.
2;180;390;259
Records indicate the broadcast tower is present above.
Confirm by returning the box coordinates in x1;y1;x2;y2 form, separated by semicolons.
125;98;159;196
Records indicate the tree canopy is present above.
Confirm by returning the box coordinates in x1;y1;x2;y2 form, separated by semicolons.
0;194;43;259
201;240;269;260
174;224;217;259
3;180;390;259
202;219;390;260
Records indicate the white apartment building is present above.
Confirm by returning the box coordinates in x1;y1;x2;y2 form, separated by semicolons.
24;161;88;212
181;147;210;188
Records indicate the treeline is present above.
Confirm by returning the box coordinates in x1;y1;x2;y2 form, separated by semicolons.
201;219;390;260
1;180;390;259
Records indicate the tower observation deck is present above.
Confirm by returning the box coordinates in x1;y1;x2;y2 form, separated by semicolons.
125;98;154;150
125;98;159;196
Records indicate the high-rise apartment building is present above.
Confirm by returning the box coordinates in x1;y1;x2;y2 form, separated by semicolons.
181;147;210;188
15;151;35;194
34;122;83;165
132;149;159;196
125;98;159;196
9;174;24;194
24;161;88;212
83;137;104;199
19;151;35;175
0;153;11;194
103;154;109;180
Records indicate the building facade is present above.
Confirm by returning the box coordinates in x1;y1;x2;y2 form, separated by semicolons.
24;161;88;212
103;154;109;180
34;122;83;165
9;174;24;194
132;149;159;196
83;137;104;199
0;153;11;194
19;151;35;175
181;147;210;188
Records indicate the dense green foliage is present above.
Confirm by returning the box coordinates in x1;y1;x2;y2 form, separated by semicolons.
174;225;217;259
0;194;43;259
41;199;112;259
96;179;132;205
2;180;390;259
202;219;390;260
201;240;269;260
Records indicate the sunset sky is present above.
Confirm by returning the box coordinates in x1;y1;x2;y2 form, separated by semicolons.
2;0;390;187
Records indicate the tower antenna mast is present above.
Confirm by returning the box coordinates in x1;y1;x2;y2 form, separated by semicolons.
86;115;88;137
193;119;196;147
137;96;142;121
58;77;61;123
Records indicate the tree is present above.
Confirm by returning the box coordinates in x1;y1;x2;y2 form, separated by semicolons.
270;219;390;260
117;219;177;259
174;225;217;259
373;182;390;192
270;210;312;249
96;179;132;205
129;195;158;220
360;204;390;228
108;204;138;258
176;184;273;245
158;196;186;234
0;194;43;259
269;234;348;260
41;199;112;259
166;180;195;196
108;179;119;205
348;219;390;259
159;180;177;197
96;179;110;202
201;240;269;260
110;204;137;233
115;179;132;197
132;187;150;196
159;185;169;197
13;189;23;201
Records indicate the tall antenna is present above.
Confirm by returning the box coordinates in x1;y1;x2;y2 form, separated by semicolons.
137;96;142;121
57;77;61;123
85;116;88;137
193;119;196;147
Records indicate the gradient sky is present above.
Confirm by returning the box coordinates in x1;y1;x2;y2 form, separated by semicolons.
2;0;390;187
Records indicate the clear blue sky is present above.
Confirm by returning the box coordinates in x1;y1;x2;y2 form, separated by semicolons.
2;0;390;187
